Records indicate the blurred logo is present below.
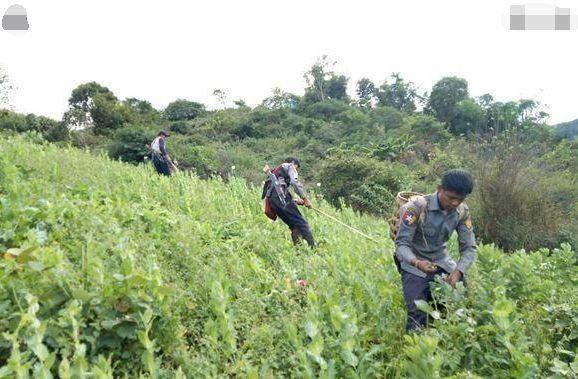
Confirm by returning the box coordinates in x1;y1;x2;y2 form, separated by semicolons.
2;4;29;35
509;4;577;30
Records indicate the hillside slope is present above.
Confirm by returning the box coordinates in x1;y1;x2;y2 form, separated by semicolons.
0;136;576;378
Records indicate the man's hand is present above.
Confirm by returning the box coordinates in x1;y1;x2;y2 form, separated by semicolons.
412;259;437;273
447;270;462;288
295;199;305;206
302;198;312;208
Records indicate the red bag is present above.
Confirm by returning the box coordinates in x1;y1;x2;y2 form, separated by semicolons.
264;198;277;220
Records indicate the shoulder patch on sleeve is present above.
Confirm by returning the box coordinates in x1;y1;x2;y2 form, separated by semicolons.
402;206;418;226
463;216;473;230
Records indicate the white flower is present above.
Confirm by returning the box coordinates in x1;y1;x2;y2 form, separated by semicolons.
316;182;321;187
231;165;236;170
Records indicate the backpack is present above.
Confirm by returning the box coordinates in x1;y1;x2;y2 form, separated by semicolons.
389;191;426;241
261;164;291;221
389;191;469;241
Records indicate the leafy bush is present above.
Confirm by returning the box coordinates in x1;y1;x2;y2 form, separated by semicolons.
0;136;576;377
367;106;405;131
319;153;415;215
164;99;206;121
470;143;570;252
108;126;152;163
169;120;194;135
409;114;451;144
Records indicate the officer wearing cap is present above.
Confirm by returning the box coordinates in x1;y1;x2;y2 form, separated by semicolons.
395;169;477;331
150;130;172;176
263;157;316;247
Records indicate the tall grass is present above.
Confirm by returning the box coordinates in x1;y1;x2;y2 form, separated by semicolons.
0;135;576;378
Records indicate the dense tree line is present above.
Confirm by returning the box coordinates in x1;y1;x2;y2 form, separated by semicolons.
0;60;576;252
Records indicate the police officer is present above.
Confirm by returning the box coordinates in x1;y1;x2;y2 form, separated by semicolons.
264;157;316;248
150;130;172;176
395;169;477;332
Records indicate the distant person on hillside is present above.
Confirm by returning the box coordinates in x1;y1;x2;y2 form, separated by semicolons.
262;157;316;248
150;130;173;176
395;169;477;332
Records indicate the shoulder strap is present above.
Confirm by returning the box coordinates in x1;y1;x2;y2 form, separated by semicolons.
456;203;469;222
410;195;428;224
272;163;289;182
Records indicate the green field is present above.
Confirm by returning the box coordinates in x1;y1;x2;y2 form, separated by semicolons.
0;136;577;378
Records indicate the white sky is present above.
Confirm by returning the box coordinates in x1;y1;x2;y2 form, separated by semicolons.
0;0;576;124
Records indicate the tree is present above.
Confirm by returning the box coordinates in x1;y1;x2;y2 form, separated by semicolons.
426;76;469;126
356;78;377;109
262;88;300;110
63;82;119;130
479;98;548;136
89;95;133;135
0;67;14;107
108;126;152;163
517;99;548;127
213;89;227;108
554;119;578;141
325;75;349;101
124;98;155;115
409;115;451;144
164;99;206;121
451;98;486;135
376;73;420;113
233;99;250;110
303;55;349;103
476;93;494;109
368;106;405;131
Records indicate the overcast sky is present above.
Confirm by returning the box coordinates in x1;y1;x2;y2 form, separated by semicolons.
1;0;576;124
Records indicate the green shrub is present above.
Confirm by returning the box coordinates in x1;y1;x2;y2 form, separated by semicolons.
108;126;152;163
319;153;415;215
471;145;568;252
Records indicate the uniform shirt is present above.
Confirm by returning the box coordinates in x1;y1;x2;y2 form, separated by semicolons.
394;192;477;278
151;136;167;156
280;162;307;199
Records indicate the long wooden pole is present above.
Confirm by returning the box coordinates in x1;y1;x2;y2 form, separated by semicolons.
311;207;380;244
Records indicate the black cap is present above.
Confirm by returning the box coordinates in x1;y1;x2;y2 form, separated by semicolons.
284;156;300;167
158;130;170;137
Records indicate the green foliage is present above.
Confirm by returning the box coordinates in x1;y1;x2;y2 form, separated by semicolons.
108;126;153;164
470;141;573;252
0;109;28;133
64;82;118;130
0;67;13;106
355;78;377;109
0;136;576;377
328;136;415;163
6;64;576;259
0;110;69;142
164;99;206;121
169;120;194;135
427;76;469;126
90;95;134;135
451;98;486;136
555;118;578;141
376;73;421;113
63;82;136;135
368;106;405;131
409;114;451;144
303;56;349;104
262;88;300;110
302;99;352;122
319;152;415;215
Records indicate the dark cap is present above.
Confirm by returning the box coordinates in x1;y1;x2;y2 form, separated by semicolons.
284;156;300;167
158;130;170;137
